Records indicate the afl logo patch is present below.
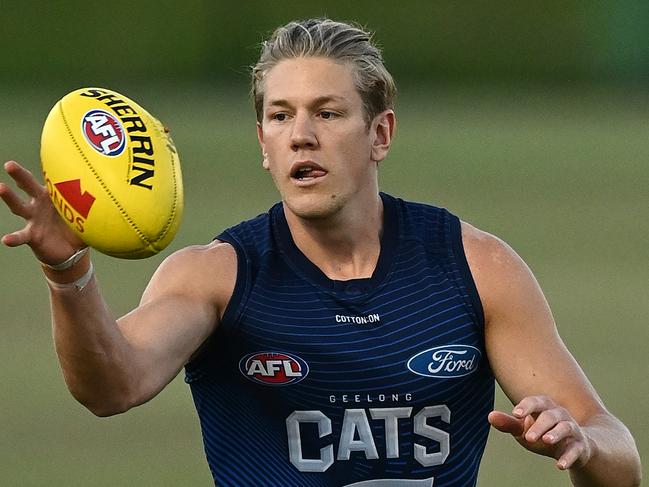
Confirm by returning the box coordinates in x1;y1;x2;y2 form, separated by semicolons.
81;109;126;157
407;345;481;378
239;351;309;386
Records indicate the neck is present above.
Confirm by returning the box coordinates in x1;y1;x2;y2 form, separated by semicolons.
284;192;384;281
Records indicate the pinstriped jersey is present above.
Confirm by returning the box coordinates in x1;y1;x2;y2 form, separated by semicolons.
185;193;494;487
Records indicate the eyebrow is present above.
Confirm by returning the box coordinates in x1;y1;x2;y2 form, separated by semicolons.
265;95;348;109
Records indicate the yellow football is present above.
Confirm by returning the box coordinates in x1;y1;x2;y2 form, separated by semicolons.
40;87;183;259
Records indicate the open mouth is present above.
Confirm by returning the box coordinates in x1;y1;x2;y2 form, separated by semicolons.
290;162;327;181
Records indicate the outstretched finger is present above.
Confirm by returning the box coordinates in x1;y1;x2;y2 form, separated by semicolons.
488;411;525;436
556;439;586;470
513;395;556;418
4;161;45;198
524;408;567;443
1;227;31;247
0;182;30;218
542;420;575;445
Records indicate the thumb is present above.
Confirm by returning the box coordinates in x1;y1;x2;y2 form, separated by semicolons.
488;410;525;436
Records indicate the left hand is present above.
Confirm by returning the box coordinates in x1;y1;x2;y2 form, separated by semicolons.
488;395;593;470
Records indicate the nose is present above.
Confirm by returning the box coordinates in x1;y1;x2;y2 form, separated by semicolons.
290;112;318;151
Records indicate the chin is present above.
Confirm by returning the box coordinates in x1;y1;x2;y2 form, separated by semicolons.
283;191;346;221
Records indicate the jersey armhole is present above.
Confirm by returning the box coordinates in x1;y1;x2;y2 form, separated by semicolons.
184;233;250;383
216;233;250;330
448;214;486;328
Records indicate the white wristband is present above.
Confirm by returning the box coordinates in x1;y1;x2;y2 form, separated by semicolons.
39;247;89;271
45;262;94;291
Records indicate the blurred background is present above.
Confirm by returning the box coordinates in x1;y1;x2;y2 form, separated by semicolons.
1;1;647;485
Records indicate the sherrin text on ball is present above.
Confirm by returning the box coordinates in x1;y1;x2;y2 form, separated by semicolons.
40;87;184;258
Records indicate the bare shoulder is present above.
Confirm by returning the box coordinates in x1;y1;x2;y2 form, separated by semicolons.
460;221;538;324
156;240;237;275
141;240;237;317
460;220;523;275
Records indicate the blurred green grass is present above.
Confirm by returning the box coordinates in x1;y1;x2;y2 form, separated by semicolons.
1;83;647;486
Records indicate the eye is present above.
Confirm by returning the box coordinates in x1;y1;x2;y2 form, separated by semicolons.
319;111;337;120
271;112;288;122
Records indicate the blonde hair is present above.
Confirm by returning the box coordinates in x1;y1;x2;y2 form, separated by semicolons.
252;18;396;125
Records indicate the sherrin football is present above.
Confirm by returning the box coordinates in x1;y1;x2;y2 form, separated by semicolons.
40;87;183;259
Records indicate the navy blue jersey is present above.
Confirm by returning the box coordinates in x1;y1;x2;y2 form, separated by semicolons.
185;193;494;487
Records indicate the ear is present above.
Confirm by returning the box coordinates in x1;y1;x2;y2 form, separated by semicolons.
370;109;396;163
257;122;269;170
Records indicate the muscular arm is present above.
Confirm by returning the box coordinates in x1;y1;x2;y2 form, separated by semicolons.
1;160;236;417
462;222;641;487
50;243;235;416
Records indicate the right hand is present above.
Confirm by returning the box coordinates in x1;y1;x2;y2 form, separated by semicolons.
0;160;86;265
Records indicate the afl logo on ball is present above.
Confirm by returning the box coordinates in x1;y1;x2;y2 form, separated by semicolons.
81;109;126;157
239;351;309;386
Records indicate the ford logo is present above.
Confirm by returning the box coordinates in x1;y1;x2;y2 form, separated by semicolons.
407;345;481;378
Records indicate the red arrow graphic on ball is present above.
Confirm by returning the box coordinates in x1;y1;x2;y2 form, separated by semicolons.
54;179;96;218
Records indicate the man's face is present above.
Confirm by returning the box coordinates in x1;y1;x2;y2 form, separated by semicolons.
257;56;393;221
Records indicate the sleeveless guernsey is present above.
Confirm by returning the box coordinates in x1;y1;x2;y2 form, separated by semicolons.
185;193;494;487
